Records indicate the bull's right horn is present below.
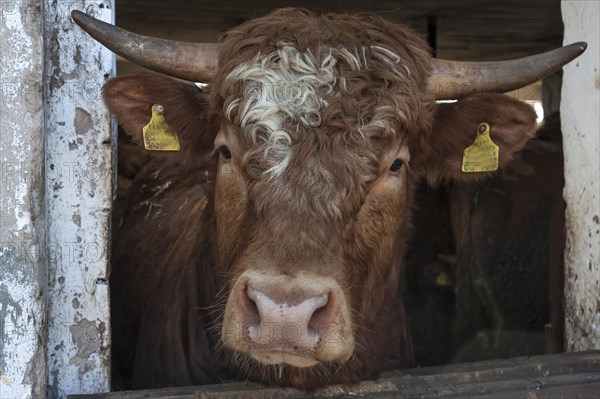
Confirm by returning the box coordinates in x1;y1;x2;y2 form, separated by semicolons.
71;10;220;82
428;42;587;100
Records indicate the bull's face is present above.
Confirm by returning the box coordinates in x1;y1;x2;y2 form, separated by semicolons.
212;44;424;382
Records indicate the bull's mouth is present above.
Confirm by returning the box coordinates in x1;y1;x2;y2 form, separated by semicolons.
249;349;319;367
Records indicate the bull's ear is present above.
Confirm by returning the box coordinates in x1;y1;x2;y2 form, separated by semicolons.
413;93;537;185
103;74;213;151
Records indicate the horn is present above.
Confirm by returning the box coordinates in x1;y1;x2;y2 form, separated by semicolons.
71;10;219;82
429;42;587;100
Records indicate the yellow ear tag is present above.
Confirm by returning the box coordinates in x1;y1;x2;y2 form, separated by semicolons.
461;122;499;173
435;272;451;287
142;104;181;151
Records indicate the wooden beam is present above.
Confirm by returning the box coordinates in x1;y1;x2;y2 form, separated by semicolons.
68;351;600;398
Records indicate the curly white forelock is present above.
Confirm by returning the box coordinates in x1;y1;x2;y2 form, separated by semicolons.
225;43;406;176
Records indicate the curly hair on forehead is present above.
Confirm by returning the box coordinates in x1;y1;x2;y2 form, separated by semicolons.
208;7;435;161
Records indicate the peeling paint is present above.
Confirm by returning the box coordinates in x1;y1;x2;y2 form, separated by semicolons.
561;1;600;352
72;212;82;227
1;0;47;396
1;373;13;387
22;341;46;398
69;319;102;364
44;1;114;396
0;252;45;398
0;285;23;373
74;107;93;135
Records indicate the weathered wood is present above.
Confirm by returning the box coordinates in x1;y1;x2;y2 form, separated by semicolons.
1;1;114;396
68;351;599;399
1;0;46;396
561;0;600;354
44;0;114;397
115;0;563;60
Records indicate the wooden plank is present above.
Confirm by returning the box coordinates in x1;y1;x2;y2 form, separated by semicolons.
116;0;562;60
562;0;600;355
68;351;599;399
0;0;46;396
44;1;114;397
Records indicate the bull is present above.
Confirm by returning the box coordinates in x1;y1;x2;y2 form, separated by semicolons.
71;8;585;390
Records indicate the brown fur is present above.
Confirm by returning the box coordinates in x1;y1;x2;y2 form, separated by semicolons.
107;8;538;390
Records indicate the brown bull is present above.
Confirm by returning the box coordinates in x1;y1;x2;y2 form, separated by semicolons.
72;8;585;390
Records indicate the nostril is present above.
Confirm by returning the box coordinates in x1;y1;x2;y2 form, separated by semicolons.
307;291;337;335
238;284;260;327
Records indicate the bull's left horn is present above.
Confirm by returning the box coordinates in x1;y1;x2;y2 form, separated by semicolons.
429;42;587;100
71;10;219;82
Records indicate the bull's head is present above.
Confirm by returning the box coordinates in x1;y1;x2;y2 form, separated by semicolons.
72;8;585;388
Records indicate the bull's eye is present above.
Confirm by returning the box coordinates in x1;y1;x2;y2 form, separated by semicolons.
390;159;403;172
219;146;232;160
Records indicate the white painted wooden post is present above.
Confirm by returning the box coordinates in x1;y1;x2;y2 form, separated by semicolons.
44;0;114;397
561;0;600;352
1;0;113;397
1;0;46;397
